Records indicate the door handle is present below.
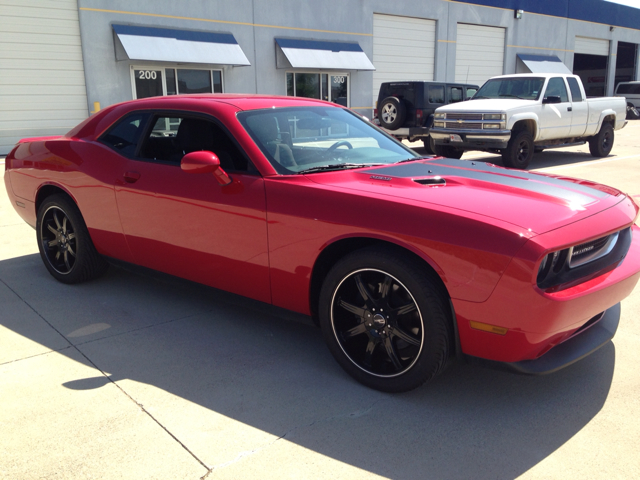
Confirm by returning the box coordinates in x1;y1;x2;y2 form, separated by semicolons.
567;107;572;112
123;171;141;183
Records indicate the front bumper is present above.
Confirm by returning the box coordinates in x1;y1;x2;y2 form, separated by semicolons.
430;127;511;149
380;126;430;139
466;303;620;375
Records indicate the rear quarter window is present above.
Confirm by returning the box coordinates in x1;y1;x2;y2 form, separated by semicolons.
100;112;150;157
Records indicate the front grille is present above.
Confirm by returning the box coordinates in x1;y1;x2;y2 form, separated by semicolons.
569;232;619;268
444;121;483;129
446;113;483;120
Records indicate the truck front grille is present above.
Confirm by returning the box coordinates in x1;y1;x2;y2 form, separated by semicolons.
444;121;483;129
446;113;483;121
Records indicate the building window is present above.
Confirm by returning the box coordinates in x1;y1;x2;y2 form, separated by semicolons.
132;67;223;99
286;72;349;106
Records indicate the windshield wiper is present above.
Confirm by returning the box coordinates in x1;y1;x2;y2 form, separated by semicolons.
499;94;526;99
296;163;385;174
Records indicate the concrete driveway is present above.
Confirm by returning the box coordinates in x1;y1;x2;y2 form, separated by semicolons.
1;123;639;479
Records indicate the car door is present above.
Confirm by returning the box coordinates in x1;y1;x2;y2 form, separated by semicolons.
538;77;572;141
566;76;589;137
114;113;271;303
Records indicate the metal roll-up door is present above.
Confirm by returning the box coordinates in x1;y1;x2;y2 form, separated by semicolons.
0;0;89;154
455;24;505;86
575;37;610;56
372;14;436;107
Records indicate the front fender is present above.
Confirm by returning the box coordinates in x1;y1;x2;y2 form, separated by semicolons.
507;113;539;140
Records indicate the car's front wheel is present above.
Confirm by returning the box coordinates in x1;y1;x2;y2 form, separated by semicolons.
319;246;451;392
36;194;108;284
502;130;533;169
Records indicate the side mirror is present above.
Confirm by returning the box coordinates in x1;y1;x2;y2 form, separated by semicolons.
181;151;232;186
543;95;562;104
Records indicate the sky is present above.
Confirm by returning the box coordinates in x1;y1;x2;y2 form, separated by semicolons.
604;0;640;8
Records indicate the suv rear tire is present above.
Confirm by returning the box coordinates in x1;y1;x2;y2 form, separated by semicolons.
378;97;406;130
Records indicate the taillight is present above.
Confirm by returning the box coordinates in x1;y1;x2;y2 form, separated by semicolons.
416;109;424;125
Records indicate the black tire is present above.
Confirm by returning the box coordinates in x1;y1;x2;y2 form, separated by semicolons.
588;123;614;157
422;136;435;154
318;246;451;392
36;194;108;284
378;97;406;130
626;103;640;120
502;130;533;169
432;142;464;159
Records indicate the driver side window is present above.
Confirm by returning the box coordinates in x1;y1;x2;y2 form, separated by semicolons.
545;77;569;103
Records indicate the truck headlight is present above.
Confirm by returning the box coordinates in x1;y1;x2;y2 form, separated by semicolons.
433;121;445;128
484;113;506;120
434;112;446;119
483;123;502;129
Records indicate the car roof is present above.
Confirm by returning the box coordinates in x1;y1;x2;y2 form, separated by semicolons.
123;94;335;111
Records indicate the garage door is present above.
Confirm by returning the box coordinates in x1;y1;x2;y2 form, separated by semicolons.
0;0;89;154
455;24;505;87
575;36;610;56
372;14;436;107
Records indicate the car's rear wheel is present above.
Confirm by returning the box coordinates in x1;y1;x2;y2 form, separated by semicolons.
378;97;406;130
502;130;533;169
588;124;614;157
319;246;451;392
36;194;108;284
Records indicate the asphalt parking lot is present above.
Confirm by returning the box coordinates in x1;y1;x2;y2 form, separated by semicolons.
1;122;639;479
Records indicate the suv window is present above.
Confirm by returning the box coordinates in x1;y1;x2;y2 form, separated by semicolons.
616;83;640;95
449;87;463;103
100;113;150;157
137;115;252;172
545;77;569;103
466;87;478;99
567;77;583;102
428;85;445;104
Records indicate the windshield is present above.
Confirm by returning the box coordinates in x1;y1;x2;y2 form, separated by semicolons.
473;77;545;101
237;106;419;174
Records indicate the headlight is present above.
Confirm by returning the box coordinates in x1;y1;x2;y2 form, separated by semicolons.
484;113;506;120
434;112;446;119
483;123;502;129
433;121;445;128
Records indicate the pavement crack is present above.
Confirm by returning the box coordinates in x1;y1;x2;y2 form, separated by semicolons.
0;277;210;475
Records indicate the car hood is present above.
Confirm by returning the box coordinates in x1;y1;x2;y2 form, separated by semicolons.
306;159;625;234
437;98;536;112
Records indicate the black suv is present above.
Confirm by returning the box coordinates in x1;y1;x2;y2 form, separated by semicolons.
374;81;478;152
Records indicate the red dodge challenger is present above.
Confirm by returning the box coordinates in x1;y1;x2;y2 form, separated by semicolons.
4;95;640;392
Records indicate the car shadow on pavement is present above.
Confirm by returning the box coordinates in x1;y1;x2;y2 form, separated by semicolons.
0;254;615;479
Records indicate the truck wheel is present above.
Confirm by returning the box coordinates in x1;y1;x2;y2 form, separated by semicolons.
423;136;435;154
588;124;614;157
378;97;406;130
627;103;640;120
432;143;464;159
502;131;533;169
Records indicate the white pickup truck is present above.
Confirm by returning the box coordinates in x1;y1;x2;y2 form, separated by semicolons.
429;73;627;168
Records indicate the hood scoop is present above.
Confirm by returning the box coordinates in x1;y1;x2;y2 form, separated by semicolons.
414;176;446;186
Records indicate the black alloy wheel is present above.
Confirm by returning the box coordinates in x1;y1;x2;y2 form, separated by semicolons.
502;130;533;169
588;124;614;157
36;194;108;284
331;268;424;378
40;205;77;275
319;247;451;392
